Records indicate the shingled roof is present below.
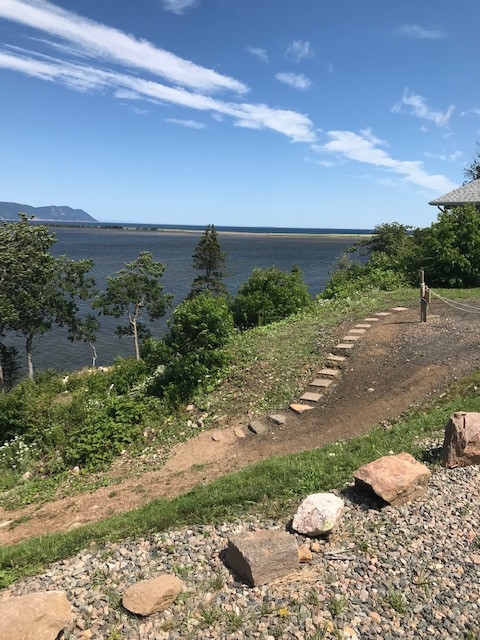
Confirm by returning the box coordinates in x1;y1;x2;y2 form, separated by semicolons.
429;179;480;207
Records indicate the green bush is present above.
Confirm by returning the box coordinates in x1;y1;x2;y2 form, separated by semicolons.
231;265;312;329
322;254;407;299
158;291;234;404
108;357;149;395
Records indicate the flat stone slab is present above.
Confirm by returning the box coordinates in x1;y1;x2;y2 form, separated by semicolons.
0;591;72;640
335;342;354;350
349;328;366;334
248;420;268;435
300;392;323;402
363;317;379;322
375;311;392;316
355;323;371;328
290;403;315;414
225;529;299;586
310;378;333;388
342;335;360;341
269;414;287;425
391;307;409;311
318;368;341;377
233;427;246;438
326;354;346;362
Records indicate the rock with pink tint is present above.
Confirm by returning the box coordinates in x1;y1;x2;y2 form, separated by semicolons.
442;412;480;468
292;493;344;536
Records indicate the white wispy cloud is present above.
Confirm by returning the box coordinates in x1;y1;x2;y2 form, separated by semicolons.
160;0;198;15
285;39;314;62
326;62;334;74
392;90;455;127
166;117;205;129
314;129;456;192
0;50;316;142
275;71;311;90
423;150;462;162
0;0;246;94
132;107;149;115
461;107;480;117
246;46;269;63
398;24;446;39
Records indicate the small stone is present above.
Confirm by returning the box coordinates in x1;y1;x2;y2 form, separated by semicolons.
310;378;333;388
0;591;72;640
310;541;322;553
354;452;431;505
298;544;313;563
225;529;299;586
269;414;287;425
292;493;344;536
299;392;323;403
289;403;315;414
248;420;268;434
22;471;32;481
186;404;195;412
370;612;381;624
318;368;341;377
122;575;183;616
72;466;80;475
233;427;246;438
211;431;222;442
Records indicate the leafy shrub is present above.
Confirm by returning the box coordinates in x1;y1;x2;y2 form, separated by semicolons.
322;254;407;299
108;357;149;395
231;265;312;329
157;291;234;404
63;395;151;468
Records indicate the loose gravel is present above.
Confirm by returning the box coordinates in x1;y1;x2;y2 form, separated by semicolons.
2;447;479;639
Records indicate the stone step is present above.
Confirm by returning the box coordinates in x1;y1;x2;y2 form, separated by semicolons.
299;391;323;402
310;378;333;388
318;368;341;377
354;323;371;329
269;414;287;425
375;311;392;317
392;306;409;311
335;342;355;350
248;420;269;435
342;334;360;341
363;317;379;322
326;354;347;363
290;403;315;414
349;328;366;334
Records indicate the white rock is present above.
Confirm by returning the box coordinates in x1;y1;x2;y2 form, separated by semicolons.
292;493;344;536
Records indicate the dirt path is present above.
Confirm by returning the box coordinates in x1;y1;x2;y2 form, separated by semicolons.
2;301;480;545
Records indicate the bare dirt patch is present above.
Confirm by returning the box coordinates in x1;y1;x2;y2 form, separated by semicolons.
2;301;480;545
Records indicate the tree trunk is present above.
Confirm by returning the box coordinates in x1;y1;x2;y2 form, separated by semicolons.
133;320;140;361
0;348;4;394
26;334;34;378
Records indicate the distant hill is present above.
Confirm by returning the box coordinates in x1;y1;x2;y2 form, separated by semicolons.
0;202;97;222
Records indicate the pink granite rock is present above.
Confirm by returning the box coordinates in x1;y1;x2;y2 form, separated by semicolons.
292;493;344;536
122;575;183;616
442;412;480;468
354;452;431;505
0;591;72;640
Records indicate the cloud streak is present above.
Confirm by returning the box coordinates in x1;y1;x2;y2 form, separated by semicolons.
246;46;269;63
285;39;314;62
166;117;205;129
160;0;198;15
392;90;454;127
0;49;316;142
315;129;456;192
398;24;446;39
276;71;311;90
0;0;246;94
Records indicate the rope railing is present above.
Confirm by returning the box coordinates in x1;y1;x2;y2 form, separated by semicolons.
429;289;480;314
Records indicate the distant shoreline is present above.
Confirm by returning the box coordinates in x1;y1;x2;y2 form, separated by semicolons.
38;222;372;239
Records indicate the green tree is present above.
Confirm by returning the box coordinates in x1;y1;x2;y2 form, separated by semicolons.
94;252;172;360
463;141;480;182
411;204;480;287
231;265;312;329
190;224;226;296
0;215;98;379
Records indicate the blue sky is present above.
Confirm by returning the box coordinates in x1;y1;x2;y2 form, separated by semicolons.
0;0;479;228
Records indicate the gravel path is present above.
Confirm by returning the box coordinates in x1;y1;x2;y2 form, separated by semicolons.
2;442;479;639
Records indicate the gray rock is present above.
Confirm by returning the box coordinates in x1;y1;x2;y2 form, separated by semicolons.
269;414;287;425
225;529;299;586
248;420;268;435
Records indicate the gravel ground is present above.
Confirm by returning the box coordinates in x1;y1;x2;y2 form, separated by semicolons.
2;445;480;640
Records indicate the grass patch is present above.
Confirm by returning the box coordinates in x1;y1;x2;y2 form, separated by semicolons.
1;365;480;587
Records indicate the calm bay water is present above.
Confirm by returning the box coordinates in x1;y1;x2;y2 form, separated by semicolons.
7;227;361;372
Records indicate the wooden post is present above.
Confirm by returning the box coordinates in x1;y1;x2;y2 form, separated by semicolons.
419;269;428;322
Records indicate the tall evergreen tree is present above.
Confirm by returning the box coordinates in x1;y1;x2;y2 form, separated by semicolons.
190;224;226;297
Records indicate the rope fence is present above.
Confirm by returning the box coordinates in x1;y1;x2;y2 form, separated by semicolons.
429;289;480;315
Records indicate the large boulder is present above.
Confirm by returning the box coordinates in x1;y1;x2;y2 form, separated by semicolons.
442;412;480;468
292;493;344;536
122;574;183;616
354;452;431;506
0;591;72;640
224;529;299;586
